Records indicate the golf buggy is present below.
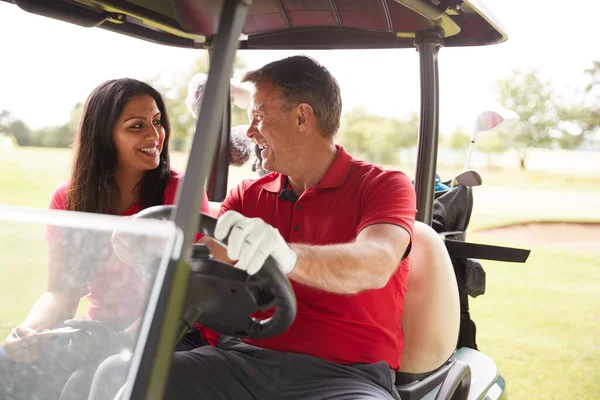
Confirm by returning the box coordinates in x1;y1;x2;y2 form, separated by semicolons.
1;0;531;399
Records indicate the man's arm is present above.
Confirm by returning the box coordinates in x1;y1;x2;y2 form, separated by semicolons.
286;170;416;294
289;223;411;294
215;170;416;293
197;235;231;263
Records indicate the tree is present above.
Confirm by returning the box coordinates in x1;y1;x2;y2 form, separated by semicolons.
340;108;418;165
146;56;210;151
69;102;84;134
477;131;509;168
448;128;470;151
558;60;600;149
495;69;560;169
33;124;72;148
0;110;32;146
584;60;600;94
147;53;249;151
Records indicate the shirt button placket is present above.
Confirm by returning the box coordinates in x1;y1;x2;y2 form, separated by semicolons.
291;203;302;237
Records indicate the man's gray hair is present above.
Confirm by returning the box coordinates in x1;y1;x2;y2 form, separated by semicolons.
242;56;342;139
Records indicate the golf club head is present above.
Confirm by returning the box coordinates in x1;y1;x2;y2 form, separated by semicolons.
452;170;482;188
474;109;520;134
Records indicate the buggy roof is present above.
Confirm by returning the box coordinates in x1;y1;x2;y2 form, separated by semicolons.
4;0;506;50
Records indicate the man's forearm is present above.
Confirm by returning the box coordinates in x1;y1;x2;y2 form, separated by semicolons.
288;242;398;294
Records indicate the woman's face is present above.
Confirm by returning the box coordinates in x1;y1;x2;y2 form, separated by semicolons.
112;95;166;175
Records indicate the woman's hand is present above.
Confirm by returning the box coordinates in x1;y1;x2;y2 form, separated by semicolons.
2;325;44;363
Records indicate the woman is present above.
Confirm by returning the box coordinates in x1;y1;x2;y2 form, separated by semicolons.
0;78;212;399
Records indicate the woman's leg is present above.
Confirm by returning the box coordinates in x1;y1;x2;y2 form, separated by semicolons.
82;329;209;400
87;354;131;400
0;345;36;400
59;366;97;400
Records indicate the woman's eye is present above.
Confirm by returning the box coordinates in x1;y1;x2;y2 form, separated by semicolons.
153;119;162;126
130;123;142;129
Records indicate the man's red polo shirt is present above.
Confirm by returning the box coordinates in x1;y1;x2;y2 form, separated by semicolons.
219;145;416;370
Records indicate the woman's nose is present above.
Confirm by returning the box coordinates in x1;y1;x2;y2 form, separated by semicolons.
146;124;160;140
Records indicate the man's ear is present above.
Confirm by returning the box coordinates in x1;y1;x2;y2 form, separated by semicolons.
296;103;314;132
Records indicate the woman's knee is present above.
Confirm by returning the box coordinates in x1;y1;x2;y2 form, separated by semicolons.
88;353;131;400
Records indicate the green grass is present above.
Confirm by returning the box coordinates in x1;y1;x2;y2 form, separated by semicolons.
0;147;71;208
435;166;600;193
1;146;599;399
468;233;600;400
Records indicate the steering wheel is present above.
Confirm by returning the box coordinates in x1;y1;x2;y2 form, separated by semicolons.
132;205;297;340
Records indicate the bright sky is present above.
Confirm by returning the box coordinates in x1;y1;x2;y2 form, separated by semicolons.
1;0;599;135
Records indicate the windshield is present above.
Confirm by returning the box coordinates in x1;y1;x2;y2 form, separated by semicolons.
0;206;180;399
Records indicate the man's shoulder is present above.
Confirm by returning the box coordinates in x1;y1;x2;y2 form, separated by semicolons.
235;172;279;193
351;158;412;187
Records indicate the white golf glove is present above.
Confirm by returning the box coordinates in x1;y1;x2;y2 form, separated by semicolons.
214;211;297;276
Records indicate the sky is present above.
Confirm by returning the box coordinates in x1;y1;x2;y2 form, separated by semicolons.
1;0;599;135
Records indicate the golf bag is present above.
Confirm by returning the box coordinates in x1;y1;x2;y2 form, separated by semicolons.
432;184;485;350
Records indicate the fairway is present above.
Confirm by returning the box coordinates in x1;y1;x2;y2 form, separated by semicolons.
1;146;598;399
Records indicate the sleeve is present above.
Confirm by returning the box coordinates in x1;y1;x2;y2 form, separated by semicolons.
46;182;69;244
49;182;68;211
356;171;417;256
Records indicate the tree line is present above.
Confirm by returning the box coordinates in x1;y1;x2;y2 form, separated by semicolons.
2;58;598;170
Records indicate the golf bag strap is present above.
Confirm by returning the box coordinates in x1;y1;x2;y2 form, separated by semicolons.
444;239;530;263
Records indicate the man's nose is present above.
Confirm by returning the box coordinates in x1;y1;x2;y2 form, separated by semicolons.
246;123;258;139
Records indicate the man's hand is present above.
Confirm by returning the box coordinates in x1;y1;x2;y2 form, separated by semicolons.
214;211;297;276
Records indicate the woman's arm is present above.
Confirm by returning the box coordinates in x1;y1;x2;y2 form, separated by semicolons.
21;245;82;330
2;245;83;362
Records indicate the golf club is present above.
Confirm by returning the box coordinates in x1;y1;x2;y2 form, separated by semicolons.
451;170;483;188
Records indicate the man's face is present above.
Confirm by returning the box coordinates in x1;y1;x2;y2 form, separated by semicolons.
246;82;298;174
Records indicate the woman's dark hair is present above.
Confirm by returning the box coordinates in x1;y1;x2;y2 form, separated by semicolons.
67;78;171;213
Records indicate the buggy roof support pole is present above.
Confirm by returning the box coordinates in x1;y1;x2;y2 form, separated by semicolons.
206;47;232;202
413;30;443;225
123;1;251;399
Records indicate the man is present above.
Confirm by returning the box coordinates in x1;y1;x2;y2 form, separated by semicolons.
167;55;417;399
